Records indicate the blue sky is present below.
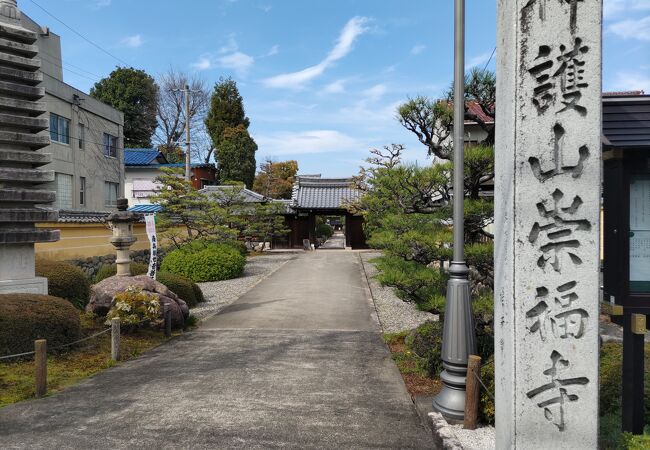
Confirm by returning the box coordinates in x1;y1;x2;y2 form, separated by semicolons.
21;0;650;177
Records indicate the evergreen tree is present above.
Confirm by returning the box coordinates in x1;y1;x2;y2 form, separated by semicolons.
215;125;257;188
90;67;159;148
205;78;256;186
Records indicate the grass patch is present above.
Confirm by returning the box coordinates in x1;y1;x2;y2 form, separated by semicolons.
0;313;175;408
383;331;441;397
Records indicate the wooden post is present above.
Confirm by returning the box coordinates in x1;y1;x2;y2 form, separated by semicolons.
164;304;172;338
111;317;121;361
463;355;481;430
34;339;47;398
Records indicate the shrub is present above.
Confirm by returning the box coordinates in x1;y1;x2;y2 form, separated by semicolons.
161;243;245;282
105;286;160;331
405;320;443;378
478;361;495;426
35;259;91;310
316;223;334;239
0;294;81;355
224;239;248;257
192;283;206;303
156;272;198;308
94;262;149;283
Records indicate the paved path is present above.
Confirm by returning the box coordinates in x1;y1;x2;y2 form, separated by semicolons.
0;252;432;449
320;231;346;249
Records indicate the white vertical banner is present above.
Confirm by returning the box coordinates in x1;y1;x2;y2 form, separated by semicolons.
145;214;157;280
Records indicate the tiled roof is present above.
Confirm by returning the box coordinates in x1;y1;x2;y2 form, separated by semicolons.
124;149;167;166
57;210;110;223
126;163;216;169
465;101;494;125
128;204;163;213
603;94;650;148
603;90;645;97
201;185;267;203
292;176;361;210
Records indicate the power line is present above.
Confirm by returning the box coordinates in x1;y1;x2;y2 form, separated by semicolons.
482;47;496;72
27;0;130;67
40;55;100;83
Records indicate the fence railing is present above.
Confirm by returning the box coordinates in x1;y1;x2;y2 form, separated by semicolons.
0;305;175;399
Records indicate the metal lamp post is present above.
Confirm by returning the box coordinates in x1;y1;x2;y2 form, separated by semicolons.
431;0;477;421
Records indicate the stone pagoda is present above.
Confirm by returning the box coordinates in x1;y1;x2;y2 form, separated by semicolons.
0;0;58;294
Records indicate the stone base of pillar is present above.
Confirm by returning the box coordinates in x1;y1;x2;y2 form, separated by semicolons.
0;277;48;295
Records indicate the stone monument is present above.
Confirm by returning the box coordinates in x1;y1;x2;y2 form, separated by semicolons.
495;1;602;448
0;0;58;294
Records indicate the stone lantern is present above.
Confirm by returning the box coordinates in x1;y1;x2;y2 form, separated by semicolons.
0;0;59;294
107;198;138;276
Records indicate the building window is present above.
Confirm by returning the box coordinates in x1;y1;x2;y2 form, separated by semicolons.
78;123;85;150
50;113;70;144
79;176;86;206
55;173;73;210
104;181;119;207
103;133;118;158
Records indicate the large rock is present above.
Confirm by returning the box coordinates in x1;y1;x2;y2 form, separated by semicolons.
87;275;189;328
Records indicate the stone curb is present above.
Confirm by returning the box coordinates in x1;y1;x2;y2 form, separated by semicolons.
429;412;464;450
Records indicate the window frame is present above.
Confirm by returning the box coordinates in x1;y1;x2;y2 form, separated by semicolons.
50;113;70;145
78;123;85;150
104;181;119;207
79;176;86;206
103;133;118;158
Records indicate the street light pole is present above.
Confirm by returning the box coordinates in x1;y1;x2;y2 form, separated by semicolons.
184;84;191;182
431;0;476;421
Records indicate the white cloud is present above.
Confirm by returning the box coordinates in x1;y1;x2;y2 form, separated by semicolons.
611;70;650;93
362;83;387;102
608;15;650;41
260;5;272;12
120;34;143;48
256;130;362;155
262;16;370;89
323;79;346;94
604;0;650;19
466;51;494;69
265;44;279;57
410;44;426;55
192;36;254;75
217;51;254;75
191;56;213;70
93;0;111;8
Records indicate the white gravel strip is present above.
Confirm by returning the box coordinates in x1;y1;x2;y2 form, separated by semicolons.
449;424;495;450
193;253;297;321
360;251;437;333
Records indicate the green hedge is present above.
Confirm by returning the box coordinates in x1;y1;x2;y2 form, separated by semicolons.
316;223;334;239
161;243;245;282
405;320;443;378
35;259;90;309
224;240;248;257
0;294;81;355
156;272;201;308
94;262;149;283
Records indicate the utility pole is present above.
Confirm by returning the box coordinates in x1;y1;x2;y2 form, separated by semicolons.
184;84;191;181
431;0;476;421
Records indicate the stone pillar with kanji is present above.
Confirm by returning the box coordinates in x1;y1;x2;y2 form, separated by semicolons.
495;1;601;448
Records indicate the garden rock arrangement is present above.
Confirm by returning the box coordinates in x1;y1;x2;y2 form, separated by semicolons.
66;248;168;280
360;252;435;333
88;275;189;327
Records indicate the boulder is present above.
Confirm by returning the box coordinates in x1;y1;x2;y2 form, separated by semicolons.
87;275;189;328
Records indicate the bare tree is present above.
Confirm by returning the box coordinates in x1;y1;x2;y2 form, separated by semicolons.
155;68;209;161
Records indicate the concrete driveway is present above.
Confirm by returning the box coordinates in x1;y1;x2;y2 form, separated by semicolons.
0;251;432;449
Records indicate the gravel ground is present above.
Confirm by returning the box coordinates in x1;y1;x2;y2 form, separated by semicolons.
193;252;297;320
450;424;496;449
360;251;437;333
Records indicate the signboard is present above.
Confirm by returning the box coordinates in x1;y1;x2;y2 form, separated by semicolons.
630;176;650;292
144;214;157;280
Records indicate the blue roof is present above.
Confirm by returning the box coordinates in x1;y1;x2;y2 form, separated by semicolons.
127;204;163;213
124;149;167;166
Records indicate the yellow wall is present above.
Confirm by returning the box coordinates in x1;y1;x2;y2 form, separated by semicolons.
35;222;150;260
